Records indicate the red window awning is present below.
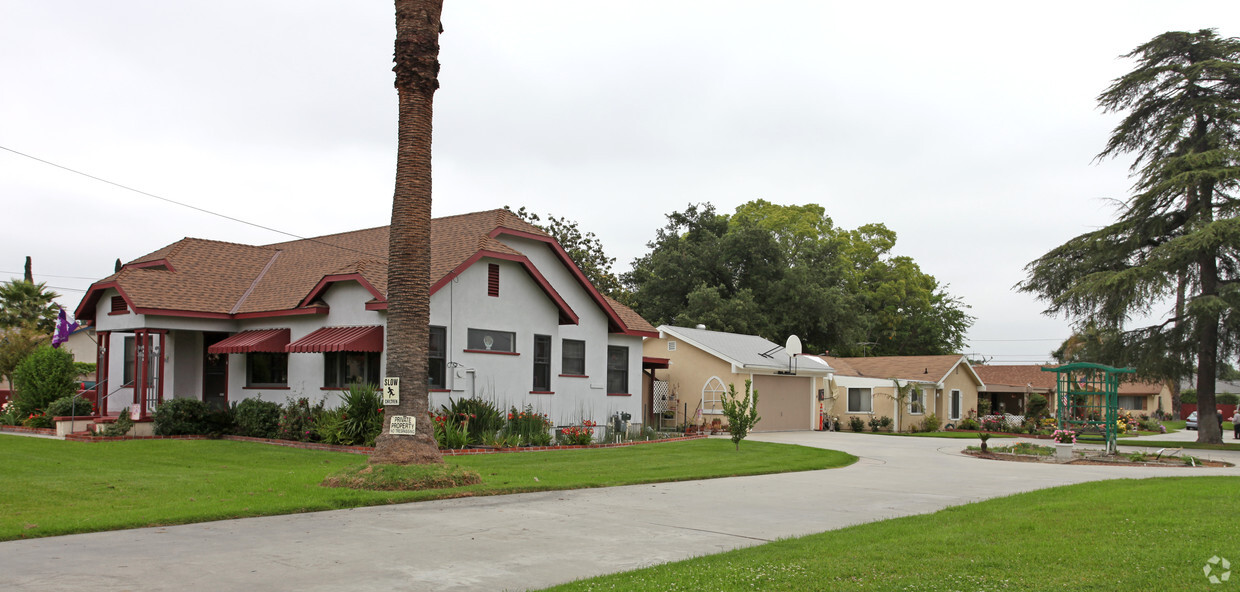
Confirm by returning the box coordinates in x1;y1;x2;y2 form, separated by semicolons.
286;326;384;353
207;328;290;354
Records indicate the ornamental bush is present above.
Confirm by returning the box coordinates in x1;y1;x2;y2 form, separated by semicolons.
1027;394;1048;420
1218;392;1239;405
923;412;941;432
339;383;383;446
558;420;597;446
501;405;552;446
848;416;865;432
11;346;77;417
153;398;213;435
45;394;94;418
277;397;322;442
234;398;281;438
442;396;503;445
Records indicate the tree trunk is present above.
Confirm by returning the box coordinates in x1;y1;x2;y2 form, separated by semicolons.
1195;178;1223;444
370;0;445;465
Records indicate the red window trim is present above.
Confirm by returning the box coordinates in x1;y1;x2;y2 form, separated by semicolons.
107;311;130;316
606;393;632;397
429;388;452;393
243;386;290;390
529;390;555;395
319;387;349;391
558;374;589;378
463;349;520;356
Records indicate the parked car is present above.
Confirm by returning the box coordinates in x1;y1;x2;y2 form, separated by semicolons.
1186;411;1198;430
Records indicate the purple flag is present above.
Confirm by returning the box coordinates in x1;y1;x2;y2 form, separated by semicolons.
52;307;80;348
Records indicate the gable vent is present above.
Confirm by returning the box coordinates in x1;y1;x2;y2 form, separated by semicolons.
487;263;499;297
668;341;677;351
110;296;127;314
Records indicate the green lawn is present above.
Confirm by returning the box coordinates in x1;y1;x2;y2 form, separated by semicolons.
544;476;1239;591
1116;439;1240;451
0;436;854;541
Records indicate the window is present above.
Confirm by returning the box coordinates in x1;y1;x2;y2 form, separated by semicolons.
533;335;551;391
703;377;726;414
246;352;288;387
909;388;924;415
324;351;381;388
1118;395;1143;411
562;339;585;375
467;328;515;353
429;326;446;389
847;387;872;413
950;389;962;420
122;336;135;386
487;263;499;297
606;346;628;394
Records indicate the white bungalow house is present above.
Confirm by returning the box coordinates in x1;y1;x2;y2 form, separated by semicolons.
74;209;657;428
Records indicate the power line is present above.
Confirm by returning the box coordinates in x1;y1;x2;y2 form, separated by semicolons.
0;270;99;280
0;145;386;260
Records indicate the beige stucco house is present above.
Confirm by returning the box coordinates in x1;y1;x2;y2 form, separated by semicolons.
642;325;834;431
813;355;984;431
973;364;1173;417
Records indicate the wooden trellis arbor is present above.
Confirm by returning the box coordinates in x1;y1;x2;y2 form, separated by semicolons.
1041;362;1134;454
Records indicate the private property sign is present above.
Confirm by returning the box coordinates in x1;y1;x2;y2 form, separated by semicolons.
382;377;399;405
389;415;416;435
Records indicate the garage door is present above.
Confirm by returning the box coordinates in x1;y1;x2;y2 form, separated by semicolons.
752;375;812;431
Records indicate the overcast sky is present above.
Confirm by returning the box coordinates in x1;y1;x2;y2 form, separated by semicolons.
3;1;1237;364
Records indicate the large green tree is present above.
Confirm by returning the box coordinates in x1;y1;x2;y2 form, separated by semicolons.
1020;29;1240;444
371;0;444;465
625;200;972;355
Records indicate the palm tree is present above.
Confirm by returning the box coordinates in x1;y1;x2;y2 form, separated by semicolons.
370;0;445;465
0;279;60;334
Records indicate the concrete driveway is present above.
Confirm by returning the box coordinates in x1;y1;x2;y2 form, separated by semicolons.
1;431;1235;592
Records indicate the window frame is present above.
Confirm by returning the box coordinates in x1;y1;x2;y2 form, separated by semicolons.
606;346;629;394
323;351;381;389
950;389;962;420
1117;395;1143;411
245;352;289;387
466;328;516;353
429;326;447;389
561;338;586;376
702;376;727;415
847;387;873;414
909;387;924;415
533;334;551;391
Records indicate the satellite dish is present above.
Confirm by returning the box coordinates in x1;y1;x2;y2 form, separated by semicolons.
785;335;802;357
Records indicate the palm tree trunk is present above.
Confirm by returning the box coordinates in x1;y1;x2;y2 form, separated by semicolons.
371;0;445;465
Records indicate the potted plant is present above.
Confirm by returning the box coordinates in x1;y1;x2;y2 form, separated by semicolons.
1051;428;1076;460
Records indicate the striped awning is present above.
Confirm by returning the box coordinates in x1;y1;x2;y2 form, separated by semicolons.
286;326;384;353
207;328;290;354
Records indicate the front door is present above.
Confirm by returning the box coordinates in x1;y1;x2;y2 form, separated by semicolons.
203;333;229;411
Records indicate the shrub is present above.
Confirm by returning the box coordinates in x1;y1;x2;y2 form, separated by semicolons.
0;401;18;426
278;397;322;442
314;407;348;445
558;420;597;446
720;380;761;450
501;405;553;446
923;412;941;432
22;412;53;429
11;346;77;417
339;383;383;446
977;399;992;416
45;395;94;418
234;398;281;438
100;408;135;437
431;413;469;449
848;416;865;432
153;398;214;435
442;396;503;445
1180;389;1197;404
1218;393;1239;405
958;417;979;431
1027;394;1048;419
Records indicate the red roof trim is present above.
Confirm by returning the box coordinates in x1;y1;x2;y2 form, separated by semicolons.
75;282;136;322
299;273;385;309
642;356;671;369
490;228;641;335
431;250;579;325
207;328;291;354
365;301;388;311
286;326;384;353
234;307;328;319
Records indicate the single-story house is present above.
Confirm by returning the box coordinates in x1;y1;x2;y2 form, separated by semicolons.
74;209;657;428
812;355;984;430
974;364;1172;416
641;325;834;431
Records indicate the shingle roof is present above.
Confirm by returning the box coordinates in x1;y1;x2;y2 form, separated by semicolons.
77;209;652;334
659;325;834;374
974;364;1165;395
821;354;978;385
604;295;657;334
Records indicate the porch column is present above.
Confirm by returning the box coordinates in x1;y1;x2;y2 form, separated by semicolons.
135;330;149;419
97;331;111;416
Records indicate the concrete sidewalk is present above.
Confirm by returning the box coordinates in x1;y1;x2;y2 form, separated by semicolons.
1;431;1234;591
